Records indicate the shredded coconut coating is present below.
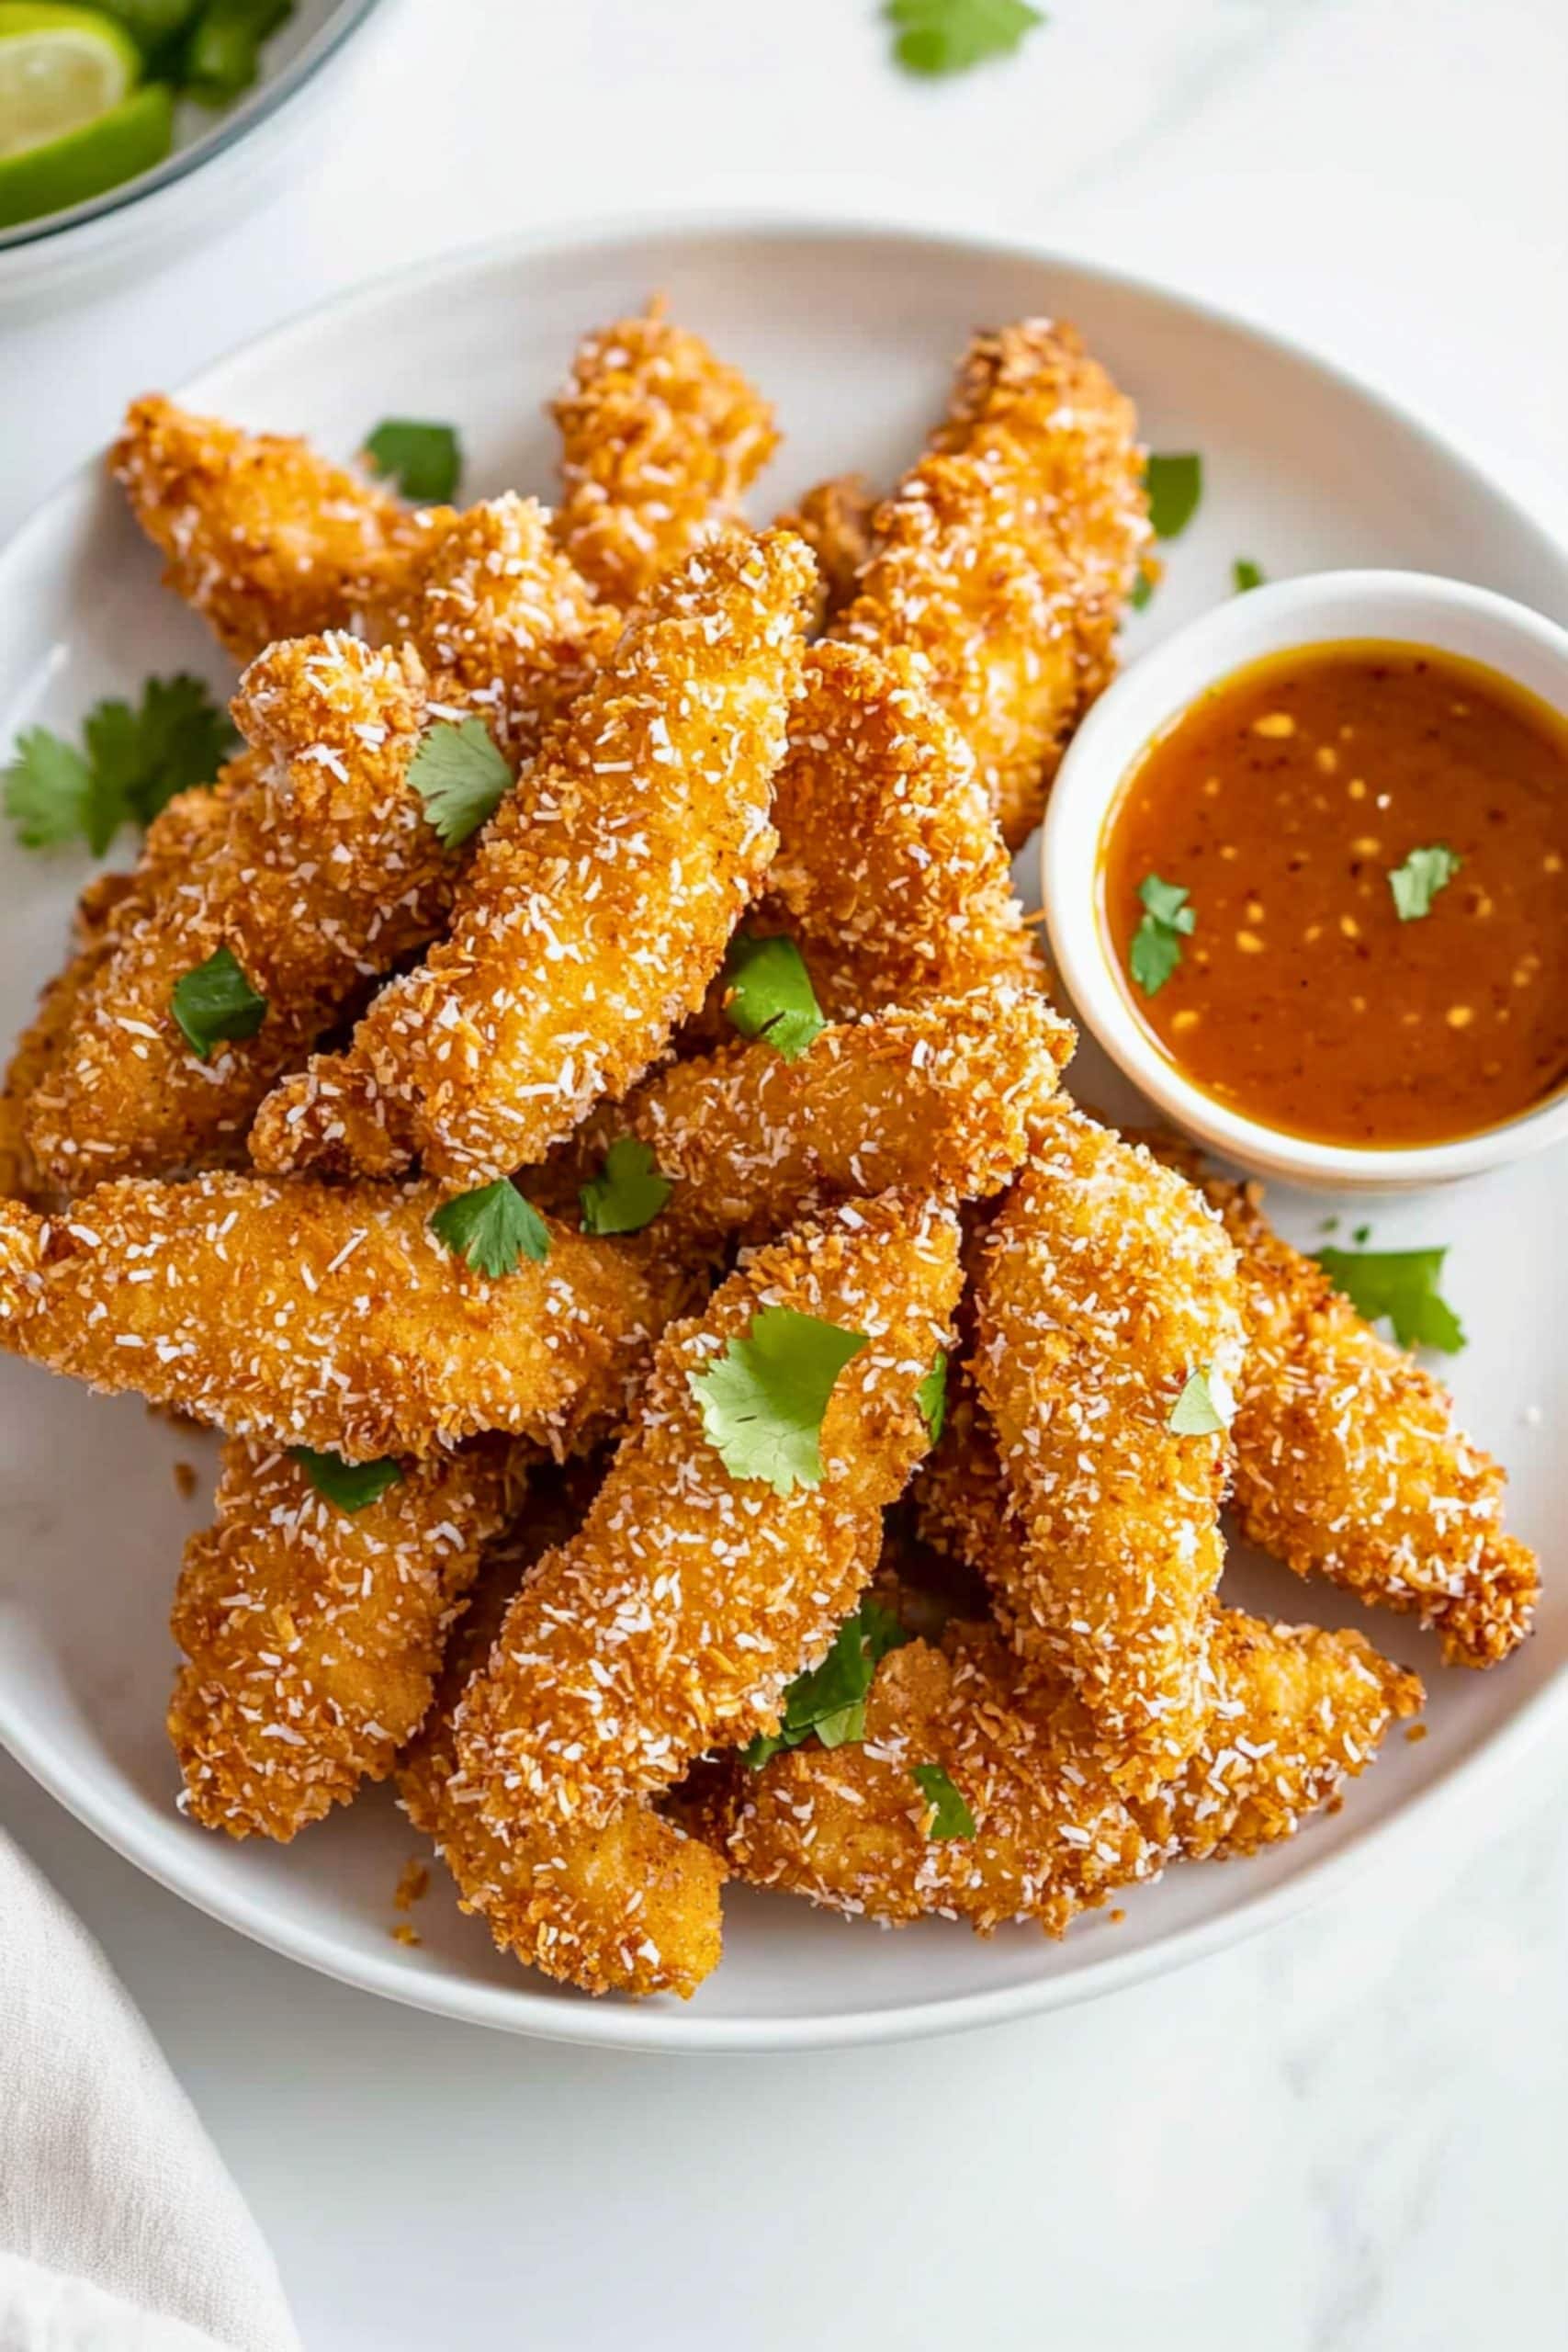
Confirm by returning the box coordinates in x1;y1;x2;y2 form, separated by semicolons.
168;1436;521;1839
700;1607;1421;1935
400;1498;726;1999
453;1192;963;1832
972;1112;1245;1791
773;474;877;623
832;318;1148;850
1;863;143;1204
550;302;780;607
111;395;423;662
250;530;817;1187
0;1172;682;1461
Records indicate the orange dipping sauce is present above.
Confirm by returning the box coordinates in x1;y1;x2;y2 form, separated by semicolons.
1100;642;1568;1148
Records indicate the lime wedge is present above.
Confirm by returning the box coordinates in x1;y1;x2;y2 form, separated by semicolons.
0;76;170;227
0;6;141;159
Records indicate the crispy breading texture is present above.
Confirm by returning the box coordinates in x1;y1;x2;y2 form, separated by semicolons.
169;1436;521;1839
250;530;818;1187
454;1193;962;1831
834;319;1148;849
1;865;141;1204
773;474;877;622
702;1609;1421;1935
551;303;779;607
972;1112;1245;1791
0;1173;682;1461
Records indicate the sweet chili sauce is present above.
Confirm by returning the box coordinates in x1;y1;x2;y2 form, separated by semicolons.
1100;642;1568;1148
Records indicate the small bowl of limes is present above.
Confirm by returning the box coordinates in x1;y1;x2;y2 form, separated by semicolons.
0;0;383;299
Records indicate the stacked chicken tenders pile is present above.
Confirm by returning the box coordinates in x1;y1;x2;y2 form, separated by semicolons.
0;304;1539;2000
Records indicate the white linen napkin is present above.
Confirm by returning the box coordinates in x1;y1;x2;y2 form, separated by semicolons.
0;1829;300;2352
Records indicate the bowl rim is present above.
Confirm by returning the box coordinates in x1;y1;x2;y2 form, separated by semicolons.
1042;567;1568;1193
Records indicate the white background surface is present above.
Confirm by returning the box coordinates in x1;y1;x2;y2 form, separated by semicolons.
2;1;1566;2345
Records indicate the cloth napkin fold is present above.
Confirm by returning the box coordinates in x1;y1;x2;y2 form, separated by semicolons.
0;1828;300;2352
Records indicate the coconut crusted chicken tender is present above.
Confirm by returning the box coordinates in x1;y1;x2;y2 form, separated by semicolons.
833;319;1148;851
550;302;780;607
169;1436;522;1840
972;1112;1245;1792
250;530;818;1187
453;1192;963;1833
700;1606;1421;1935
773;474;877;623
0;1172;682;1461
0;862;146;1204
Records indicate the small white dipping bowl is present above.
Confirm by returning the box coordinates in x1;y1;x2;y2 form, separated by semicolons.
1043;569;1568;1193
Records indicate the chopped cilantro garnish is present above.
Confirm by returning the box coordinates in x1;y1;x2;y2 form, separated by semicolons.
1129;571;1156;613
886;0;1043;76
291;1447;403;1514
688;1306;868;1495
4;674;234;856
362;417;463;504
429;1181;551;1278
1388;843;1461;922
1168;1363;1231;1436
408;717;511;849
916;1349;948;1445
720;932;826;1061
170;945;266;1060
579;1137;672;1237
1317;1246;1465;1354
911;1761;976;1839
742;1600;908;1769
1352;1223;1371;1246
1145;453;1202;540
1129;872;1195;996
1233;558;1265;594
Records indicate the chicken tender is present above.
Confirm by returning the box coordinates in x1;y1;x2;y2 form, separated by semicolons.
551;303;779;607
250;530;817;1187
0;1173;682;1461
453;1192;962;1832
774;474;876;622
702;1608;1421;1935
1;868;140;1203
169;1436;521;1839
834;319;1148;849
972;1113;1245;1791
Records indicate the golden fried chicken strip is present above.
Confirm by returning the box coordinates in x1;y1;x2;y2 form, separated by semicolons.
169;1436;522;1839
702;1609;1421;1935
112;395;420;662
399;1476;727;2000
0;1173;681;1461
972;1113;1245;1791
454;1192;963;1832
0;870;138;1203
833;319;1147;849
251;530;817;1187
774;474;876;622
550;303;779;607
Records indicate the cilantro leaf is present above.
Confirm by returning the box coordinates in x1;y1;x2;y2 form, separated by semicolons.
741;1599;908;1769
916;1350;948;1445
886;0;1043;76
291;1446;403;1514
1388;843;1461;922
688;1306;868;1495
4;675;234;857
1233;558;1265;594
720;932;826;1061
911;1761;976;1839
408;717;512;849
1128;872;1196;997
362;417;463;504
182;0;295;105
429;1180;550;1278
4;728;104;850
1129;571;1156;613
170;944;267;1059
1317;1246;1465;1354
1168;1363;1232;1435
579;1137;673;1237
1145;453;1202;540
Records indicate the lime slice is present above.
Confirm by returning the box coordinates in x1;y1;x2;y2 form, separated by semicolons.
0;77;170;228
0;6;141;160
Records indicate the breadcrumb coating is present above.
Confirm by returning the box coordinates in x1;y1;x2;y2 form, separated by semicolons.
551;303;779;607
250;530;817;1186
833;319;1148;849
169;1436;521;1839
701;1607;1422;1936
773;474;877;622
454;1192;963;1832
0;1172;682;1461
972;1113;1245;1791
1;865;141;1204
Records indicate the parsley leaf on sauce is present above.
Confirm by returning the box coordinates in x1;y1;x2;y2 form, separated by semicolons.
1317;1246;1466;1354
429;1180;551;1278
1388;842;1461;922
170;944;267;1060
1129;872;1195;996
408;717;512;849
688;1306;868;1495
579;1137;673;1237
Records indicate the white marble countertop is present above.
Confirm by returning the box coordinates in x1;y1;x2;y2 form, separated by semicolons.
3;1;1567;2344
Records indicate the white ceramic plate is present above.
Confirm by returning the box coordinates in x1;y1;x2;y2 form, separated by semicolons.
1;219;1563;2053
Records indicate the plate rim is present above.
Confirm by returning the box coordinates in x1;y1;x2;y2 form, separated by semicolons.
3;206;1565;2053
